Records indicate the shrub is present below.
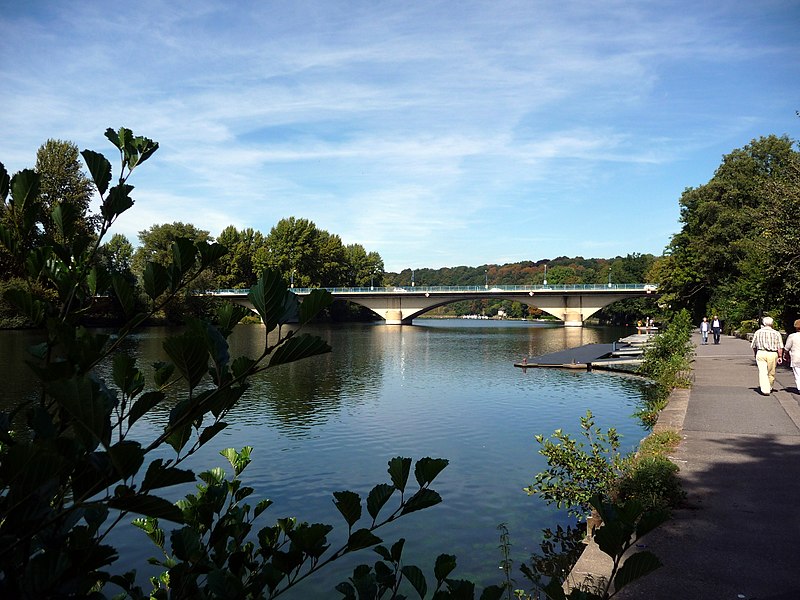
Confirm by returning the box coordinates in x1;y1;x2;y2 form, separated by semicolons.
634;384;671;429
737;319;759;335
525;411;624;519
618;455;684;514
638;309;694;389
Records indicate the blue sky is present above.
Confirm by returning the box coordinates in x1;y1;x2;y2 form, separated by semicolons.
2;0;798;271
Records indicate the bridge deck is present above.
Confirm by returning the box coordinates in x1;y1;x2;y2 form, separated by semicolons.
210;283;656;295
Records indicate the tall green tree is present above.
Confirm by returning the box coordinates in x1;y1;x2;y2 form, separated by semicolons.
98;233;135;280
344;243;384;287
0;139;95;279
317;230;348;285
132;221;212;279
35;138;95;244
264;217;356;287
213;225;268;288
96;232;139;322
761;150;800;327
132;222;215;321
265;217;320;287
658;135;799;324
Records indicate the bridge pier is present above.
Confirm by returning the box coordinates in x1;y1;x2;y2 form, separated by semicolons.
384;309;406;325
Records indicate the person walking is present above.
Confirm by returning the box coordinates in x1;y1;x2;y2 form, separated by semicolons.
711;315;722;344
700;317;710;345
782;318;800;393
750;316;784;395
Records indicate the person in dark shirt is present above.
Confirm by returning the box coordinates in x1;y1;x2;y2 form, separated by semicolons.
711;315;722;344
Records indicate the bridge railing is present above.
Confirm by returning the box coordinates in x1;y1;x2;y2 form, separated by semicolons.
207;283;657;295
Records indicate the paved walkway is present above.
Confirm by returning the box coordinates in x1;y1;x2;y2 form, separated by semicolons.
610;331;800;599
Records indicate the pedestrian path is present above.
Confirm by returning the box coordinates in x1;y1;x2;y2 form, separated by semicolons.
572;331;800;599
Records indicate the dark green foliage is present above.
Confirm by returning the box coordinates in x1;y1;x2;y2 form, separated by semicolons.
657;135;800;325
617;456;684;514
633;384;670;429
35;139;95;245
761;151;800;328
638;309;694;389
525;406;683;598
262;217;364;289
134;449;458;599
537;497;667;600
519;525;585;593
336;538;505;600
129;221;222;323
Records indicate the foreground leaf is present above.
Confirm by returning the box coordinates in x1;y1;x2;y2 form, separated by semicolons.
109;493;184;523
268;333;331;368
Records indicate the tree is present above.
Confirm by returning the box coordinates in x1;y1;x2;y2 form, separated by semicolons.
597;254;660;325
544;265;580;285
0;164;40;278
94;233;139;322
99;232;135;279
317;230;348;285
263;217;369;288
132;222;216;321
658;135;799;325
0;139;95;279
213;225;268;288
344;243;384;287
35;138;95;244
132;221;213;279
761;150;800;328
265;217;320;287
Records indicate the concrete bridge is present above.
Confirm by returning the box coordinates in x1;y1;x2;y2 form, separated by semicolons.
210;284;657;326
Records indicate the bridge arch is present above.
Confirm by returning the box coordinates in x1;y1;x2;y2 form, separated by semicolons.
343;290;643;325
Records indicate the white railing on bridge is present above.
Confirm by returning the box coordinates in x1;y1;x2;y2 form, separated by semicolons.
208;284;657;295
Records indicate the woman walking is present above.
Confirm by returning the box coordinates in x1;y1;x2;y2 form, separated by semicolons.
783;319;800;393
700;317;710;345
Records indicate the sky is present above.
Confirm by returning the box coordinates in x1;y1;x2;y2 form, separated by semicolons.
1;1;799;272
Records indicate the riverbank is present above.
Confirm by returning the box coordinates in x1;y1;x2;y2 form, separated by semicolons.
569;330;800;599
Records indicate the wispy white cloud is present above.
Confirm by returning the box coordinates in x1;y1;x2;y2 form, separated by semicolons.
1;0;798;270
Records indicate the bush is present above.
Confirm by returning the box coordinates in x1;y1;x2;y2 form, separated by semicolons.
618;455;684;514
0;278;57;328
638;309;694;389
634;384;671;429
525;411;624;519
737;319;759;335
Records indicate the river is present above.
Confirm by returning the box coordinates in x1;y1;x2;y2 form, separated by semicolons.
0;319;652;596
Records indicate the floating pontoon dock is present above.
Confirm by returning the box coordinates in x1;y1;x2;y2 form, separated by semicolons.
514;334;650;371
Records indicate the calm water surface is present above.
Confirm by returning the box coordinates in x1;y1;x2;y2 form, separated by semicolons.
1;320;651;596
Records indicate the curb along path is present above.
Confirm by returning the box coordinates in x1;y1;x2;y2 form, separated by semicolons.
572;332;800;600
